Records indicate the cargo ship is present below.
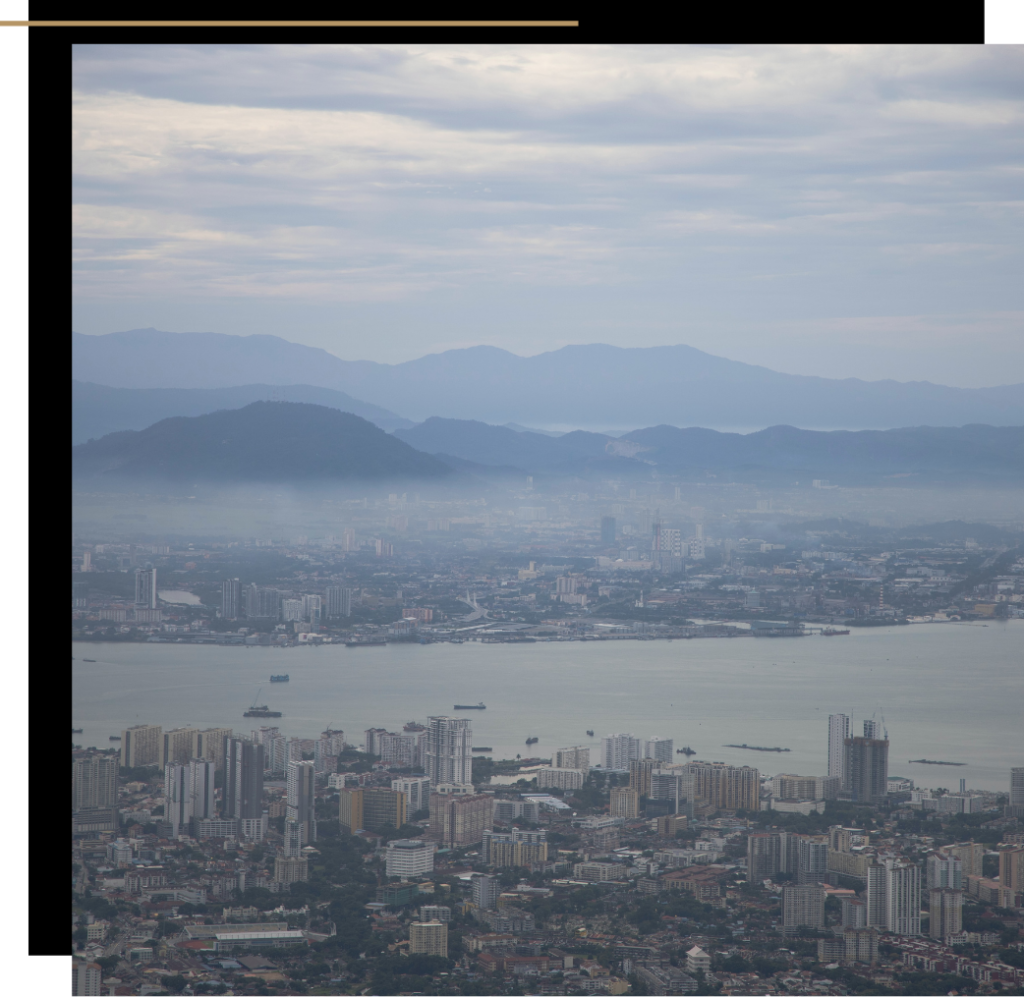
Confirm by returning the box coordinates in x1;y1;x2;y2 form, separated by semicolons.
454;702;486;710
822;628;850;636
472;747;493;752
676;746;696;756
270;674;289;682
525;736;538;745
109;735;121;741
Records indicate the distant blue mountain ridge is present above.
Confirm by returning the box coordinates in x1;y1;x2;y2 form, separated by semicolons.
72;328;1024;431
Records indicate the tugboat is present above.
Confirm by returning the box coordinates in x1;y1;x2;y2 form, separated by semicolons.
243;687;283;719
270;674;290;682
454;702;486;710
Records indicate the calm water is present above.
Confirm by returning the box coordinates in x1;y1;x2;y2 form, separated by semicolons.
72;621;1023;792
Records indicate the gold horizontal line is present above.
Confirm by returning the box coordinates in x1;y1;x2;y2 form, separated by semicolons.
1;20;578;27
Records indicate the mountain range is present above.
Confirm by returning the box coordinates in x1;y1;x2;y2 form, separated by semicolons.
71;401;1024;487
71;402;451;484
72;380;412;445
72;329;1024;431
396;419;1024;484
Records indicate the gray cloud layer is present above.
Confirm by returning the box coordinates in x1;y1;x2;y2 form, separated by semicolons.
72;45;1024;386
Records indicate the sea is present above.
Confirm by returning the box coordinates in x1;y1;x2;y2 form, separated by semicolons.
72;620;1023;792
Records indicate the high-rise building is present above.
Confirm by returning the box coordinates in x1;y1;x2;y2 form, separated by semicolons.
481;829;548;867
828;714;849;782
326;585;353;617
72;959;102;996
865;863;888;928
428;792;493;847
600;516;616;546
601;733;641;770
871;859;920;936
1011;767;1024;812
610;786;640;819
409;921;447;957
120;724;162;768
1000;848;1024;894
223;737;264;820
629;758;655;796
378;731;417;768
194;728;232;772
797;837;829;885
364;727;389;757
281;599;304;621
472;873;500;910
386;838;435;878
425;716;472;786
844;737;889;804
688;761;760;812
165;758;215;838
245;583;281;620
362;788;407;831
162;727;200;768
844;928;879;965
747;832;799;881
302;594;321;623
774;774;841;802
782;884;825;934
287;760;316;847
339;788;364;833
929;888;963;940
946;842;984;879
554;746;591;773
72;755;119;811
221;578;241;620
862;719;881;740
841;898;867;928
392;776;431;814
134;566;157;609
927;852;962;890
645;737;674;763
275;855;309;884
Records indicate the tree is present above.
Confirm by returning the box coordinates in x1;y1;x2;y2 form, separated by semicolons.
159;975;188;994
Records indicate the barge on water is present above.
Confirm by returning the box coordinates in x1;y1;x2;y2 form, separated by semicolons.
270;674;289;682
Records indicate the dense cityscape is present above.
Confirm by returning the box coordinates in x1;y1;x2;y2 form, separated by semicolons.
71;488;1024;649
73;686;1024;996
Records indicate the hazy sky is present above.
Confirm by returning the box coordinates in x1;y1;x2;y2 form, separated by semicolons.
72;45;1024;387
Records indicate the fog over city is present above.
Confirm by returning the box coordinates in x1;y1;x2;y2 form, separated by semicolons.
71;44;1024;997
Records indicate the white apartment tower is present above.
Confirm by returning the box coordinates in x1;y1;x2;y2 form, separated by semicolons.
601;733;642;770
425;716;472;786
828;714;849;781
645;737;674;763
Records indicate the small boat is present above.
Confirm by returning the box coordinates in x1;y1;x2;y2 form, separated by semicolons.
109;735;121;740
525;736;538;745
586;730;594;737
83;658;97;662
472;747;493;752
270;674;289;682
454;702;486;710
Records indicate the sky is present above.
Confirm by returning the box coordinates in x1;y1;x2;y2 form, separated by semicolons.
72;44;1024;387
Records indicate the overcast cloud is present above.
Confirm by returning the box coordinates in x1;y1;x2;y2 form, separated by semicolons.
72;44;1024;386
